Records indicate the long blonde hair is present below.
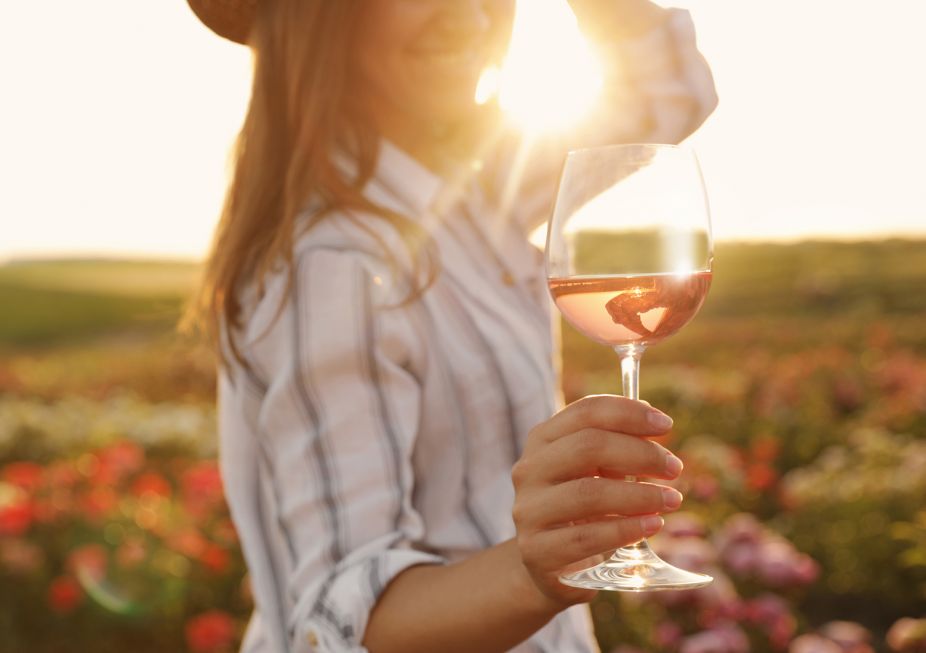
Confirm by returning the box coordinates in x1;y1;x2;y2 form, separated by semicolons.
185;0;434;368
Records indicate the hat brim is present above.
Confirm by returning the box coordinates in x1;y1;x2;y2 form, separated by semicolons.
187;0;256;45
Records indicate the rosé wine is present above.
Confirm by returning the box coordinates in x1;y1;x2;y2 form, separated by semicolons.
548;271;712;347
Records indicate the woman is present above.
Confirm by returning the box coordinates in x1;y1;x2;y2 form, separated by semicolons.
186;1;717;652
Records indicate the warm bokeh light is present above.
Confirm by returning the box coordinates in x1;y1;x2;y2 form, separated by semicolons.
494;0;603;133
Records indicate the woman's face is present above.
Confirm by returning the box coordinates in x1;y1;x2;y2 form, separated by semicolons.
353;0;515;133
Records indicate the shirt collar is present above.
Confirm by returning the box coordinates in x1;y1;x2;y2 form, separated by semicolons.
365;140;445;218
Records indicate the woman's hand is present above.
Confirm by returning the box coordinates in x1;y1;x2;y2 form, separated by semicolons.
511;395;684;607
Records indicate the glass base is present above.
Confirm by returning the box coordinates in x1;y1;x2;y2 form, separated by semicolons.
559;540;713;592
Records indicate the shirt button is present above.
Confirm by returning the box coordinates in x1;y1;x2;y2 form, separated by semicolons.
307;630;319;647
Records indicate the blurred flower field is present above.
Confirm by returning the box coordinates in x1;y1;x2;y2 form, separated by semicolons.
1;242;925;652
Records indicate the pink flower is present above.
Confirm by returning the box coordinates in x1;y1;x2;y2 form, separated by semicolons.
819;621;873;653
115;538;147;569
746;593;790;625
185;610;237;653
664;512;708;538
659;537;717;573
886;617;926;652
716;514;764;550
67;544;107;583
755;540;819;588
792;554;820;586
723;540;759;577
0;537;44;574
746;594;796;649
691;474;720;501
654;621;683;649
755;540;796;587
680;625;749;653
790;634;843;653
692;573;742;625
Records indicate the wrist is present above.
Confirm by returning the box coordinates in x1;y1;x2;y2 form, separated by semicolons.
503;539;590;617
572;0;671;41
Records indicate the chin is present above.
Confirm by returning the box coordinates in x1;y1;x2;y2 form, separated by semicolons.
413;86;483;128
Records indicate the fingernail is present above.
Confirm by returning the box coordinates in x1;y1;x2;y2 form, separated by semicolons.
665;454;684;477
647;410;673;430
641;515;664;536
662;488;683;510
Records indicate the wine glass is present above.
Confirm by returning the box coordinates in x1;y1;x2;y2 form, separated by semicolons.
545;143;714;591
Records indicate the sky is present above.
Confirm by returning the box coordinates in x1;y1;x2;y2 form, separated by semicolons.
1;0;925;261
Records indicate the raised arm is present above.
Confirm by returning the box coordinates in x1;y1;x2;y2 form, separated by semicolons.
485;0;718;232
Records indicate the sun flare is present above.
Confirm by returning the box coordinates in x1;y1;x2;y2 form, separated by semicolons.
485;0;604;133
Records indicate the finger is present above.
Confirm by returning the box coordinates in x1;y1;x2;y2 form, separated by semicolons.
531;428;683;483
517;477;683;529
521;515;664;573
528;395;673;448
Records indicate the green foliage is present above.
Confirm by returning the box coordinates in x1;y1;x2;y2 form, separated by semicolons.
779;429;926;623
0;259;196;348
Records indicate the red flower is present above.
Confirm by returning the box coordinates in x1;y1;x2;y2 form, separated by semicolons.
746;463;778;491
48;575;83;614
131;472;172;498
95;441;145;485
213;519;239;546
45;461;81;488
0;500;33;536
751;436;780;463
200;543;231;574
168;529;207;558
102;440;145;472
80;486;117;521
182;463;225;518
185;610;236;653
2;462;43;491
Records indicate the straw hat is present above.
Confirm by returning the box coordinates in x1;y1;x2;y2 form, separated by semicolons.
187;0;257;44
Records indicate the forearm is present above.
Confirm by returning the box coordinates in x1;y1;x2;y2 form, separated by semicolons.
362;538;568;653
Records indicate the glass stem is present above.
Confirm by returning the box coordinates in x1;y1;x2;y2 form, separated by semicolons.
615;344;649;553
615;344;645;484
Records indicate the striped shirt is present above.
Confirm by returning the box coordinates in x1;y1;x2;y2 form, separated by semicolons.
217;9;716;653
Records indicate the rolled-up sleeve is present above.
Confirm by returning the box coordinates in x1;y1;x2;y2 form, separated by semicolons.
245;247;446;653
614;8;718;143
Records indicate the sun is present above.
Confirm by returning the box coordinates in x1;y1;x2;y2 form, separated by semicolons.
482;0;604;134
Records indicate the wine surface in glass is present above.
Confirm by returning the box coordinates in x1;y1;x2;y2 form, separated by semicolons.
549;272;712;347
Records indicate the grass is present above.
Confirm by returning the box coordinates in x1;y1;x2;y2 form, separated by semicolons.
0;259;198;348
